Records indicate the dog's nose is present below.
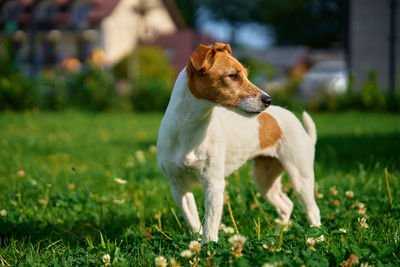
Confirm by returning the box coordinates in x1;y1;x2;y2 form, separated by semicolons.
261;94;272;107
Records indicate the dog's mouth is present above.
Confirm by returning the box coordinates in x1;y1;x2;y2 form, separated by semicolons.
232;106;267;117
246;110;263;115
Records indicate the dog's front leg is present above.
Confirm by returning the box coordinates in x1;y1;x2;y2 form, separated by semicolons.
201;175;225;244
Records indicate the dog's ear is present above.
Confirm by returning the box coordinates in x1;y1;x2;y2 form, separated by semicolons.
189;44;217;73
212;42;232;55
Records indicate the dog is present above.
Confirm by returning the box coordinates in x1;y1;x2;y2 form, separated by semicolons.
157;42;321;243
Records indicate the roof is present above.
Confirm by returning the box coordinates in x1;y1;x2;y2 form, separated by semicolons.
262;46;309;69
160;0;185;29
0;0;185;28
88;0;119;22
143;29;219;72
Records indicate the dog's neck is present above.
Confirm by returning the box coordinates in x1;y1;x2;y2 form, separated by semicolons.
167;68;215;130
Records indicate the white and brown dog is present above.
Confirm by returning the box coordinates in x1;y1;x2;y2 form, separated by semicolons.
157;42;320;243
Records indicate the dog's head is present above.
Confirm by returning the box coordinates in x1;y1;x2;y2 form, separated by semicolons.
186;42;271;115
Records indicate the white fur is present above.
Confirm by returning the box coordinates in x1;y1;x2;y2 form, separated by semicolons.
239;96;267;114
157;68;321;243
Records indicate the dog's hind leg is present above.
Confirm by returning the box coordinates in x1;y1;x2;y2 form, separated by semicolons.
253;156;293;223
170;182;202;234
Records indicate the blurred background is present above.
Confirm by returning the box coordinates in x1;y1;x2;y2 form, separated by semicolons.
0;0;399;112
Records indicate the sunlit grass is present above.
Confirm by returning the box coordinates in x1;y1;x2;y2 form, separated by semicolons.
0;111;399;266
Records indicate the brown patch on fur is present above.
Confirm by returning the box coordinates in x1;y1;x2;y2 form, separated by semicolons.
257;113;282;149
186;42;261;108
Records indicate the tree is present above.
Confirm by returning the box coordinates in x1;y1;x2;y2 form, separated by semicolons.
174;0;198;28
201;0;346;48
202;0;258;45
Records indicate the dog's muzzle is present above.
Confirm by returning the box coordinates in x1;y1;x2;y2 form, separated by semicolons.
238;92;271;115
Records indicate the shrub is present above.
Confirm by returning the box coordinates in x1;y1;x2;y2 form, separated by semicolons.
0;41;37;110
67;64;115;111
114;46;175;111
359;71;386;110
35;70;68;110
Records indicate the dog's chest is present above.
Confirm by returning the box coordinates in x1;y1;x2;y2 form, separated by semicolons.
182;150;208;171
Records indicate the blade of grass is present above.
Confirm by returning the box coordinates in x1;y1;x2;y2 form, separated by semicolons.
170;207;184;232
384;168;393;210
226;194;239;234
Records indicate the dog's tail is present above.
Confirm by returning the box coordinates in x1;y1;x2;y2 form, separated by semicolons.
302;111;317;146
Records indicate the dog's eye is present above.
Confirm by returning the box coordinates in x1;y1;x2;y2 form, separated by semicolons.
228;73;239;81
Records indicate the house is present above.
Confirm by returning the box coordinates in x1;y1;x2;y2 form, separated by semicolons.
142;28;218;73
0;0;185;71
348;0;400;90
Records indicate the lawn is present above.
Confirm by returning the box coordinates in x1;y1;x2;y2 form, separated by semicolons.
0;111;399;266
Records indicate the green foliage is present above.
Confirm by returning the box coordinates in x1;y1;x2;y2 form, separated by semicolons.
203;0;345;48
0;41;177;112
174;0;197;27
0;111;399;265
359;71;386;110
270;78;307;112
67;64;115;110
0;41;38;110
115;46;175;111
266;71;400;113
242;57;276;81
35;71;68;110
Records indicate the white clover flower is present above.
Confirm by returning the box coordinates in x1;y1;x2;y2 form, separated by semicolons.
155;256;167;267
1;209;7;217
274;218;293;230
135;150;146;164
17;170;25;177
113;199;125;204
102;254;111;266
224;226;235;234
114;178;127;184
180;249;193;259
315;235;325;242
358;207;367;215
339;228;347;233
188;240;201;253
228;234;247;247
358;217;369;229
345;191;354;198
307;235;324;250
354;201;365;209
229;234;247;257
148;145;157;153
170;258;180;267
307;237;316;246
219;223;226;231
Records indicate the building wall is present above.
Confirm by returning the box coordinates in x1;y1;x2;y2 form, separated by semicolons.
350;0;400;89
102;0;176;64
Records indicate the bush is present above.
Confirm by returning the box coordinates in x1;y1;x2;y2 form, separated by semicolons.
0;41;37;110
114;46;175;111
268;70;400;113
35;71;68;110
359;71;386;110
67;64;115;111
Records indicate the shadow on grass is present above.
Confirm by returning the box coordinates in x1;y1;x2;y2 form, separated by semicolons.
316;132;400;171
0;213;146;247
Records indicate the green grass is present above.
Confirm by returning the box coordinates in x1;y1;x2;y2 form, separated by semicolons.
0;111;399;266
